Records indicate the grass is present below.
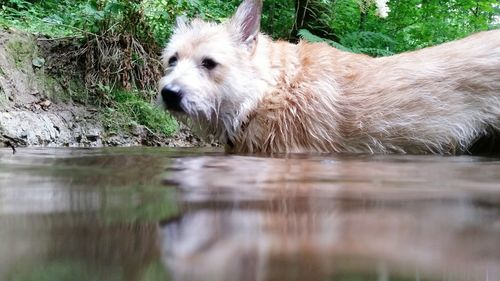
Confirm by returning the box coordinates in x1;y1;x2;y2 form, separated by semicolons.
102;89;178;137
0;0;84;38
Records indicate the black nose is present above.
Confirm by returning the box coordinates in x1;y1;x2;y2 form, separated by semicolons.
161;86;184;112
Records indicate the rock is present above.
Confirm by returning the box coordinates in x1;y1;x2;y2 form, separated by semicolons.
32;57;45;68
132;125;146;137
37;99;52;110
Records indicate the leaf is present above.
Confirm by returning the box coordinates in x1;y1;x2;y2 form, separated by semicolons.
298;29;353;52
104;2;126;14
42;15;63;25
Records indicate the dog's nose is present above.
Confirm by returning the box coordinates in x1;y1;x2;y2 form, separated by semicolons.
161;86;184;112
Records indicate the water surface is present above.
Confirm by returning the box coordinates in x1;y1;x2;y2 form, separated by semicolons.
0;148;499;281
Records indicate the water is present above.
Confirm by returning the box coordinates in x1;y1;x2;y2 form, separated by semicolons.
1;148;500;281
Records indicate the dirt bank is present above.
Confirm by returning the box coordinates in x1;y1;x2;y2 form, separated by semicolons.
0;28;207;148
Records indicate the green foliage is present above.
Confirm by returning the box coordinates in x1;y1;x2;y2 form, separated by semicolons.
144;0;295;45
300;0;498;54
340;31;396;56
1;0;296;44
2;0;498;53
143;0;198;45
376;0;497;52
1;0;86;37
298;29;396;56
101;87;178;136
262;0;296;39
298;29;353;51
72;0;156;44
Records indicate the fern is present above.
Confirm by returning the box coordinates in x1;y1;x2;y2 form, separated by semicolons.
297;29;353;52
340;31;395;56
298;29;395;57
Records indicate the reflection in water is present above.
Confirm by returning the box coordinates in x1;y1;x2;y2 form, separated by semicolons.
0;148;179;281
161;155;500;281
1;215;164;281
0;149;500;281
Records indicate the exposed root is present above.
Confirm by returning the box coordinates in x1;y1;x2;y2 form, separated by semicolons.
79;33;162;102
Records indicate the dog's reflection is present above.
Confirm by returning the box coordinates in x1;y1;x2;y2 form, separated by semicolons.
158;156;500;281
160;208;340;281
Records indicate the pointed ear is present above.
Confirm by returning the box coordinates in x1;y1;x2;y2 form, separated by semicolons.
229;0;263;48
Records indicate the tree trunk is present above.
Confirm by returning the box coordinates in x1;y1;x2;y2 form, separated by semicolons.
291;0;313;41
359;0;368;30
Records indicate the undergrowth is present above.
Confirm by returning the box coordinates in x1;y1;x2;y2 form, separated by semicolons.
298;29;396;57
101;88;177;136
1;0;179;137
0;0;85;37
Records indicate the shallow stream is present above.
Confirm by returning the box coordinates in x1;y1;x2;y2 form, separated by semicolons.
1;148;499;281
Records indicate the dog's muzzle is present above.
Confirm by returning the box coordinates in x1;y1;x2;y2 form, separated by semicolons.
161;86;184;112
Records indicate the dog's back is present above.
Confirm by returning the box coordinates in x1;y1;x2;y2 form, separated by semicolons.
232;29;500;154
335;29;500;154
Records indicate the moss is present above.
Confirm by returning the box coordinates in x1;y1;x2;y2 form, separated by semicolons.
66;80;90;104
5;36;36;69
31;67;91;104
46;76;81;103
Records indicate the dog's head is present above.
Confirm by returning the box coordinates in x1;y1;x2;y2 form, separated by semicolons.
159;0;264;137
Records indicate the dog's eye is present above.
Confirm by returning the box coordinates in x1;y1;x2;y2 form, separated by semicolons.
168;56;178;67
201;58;218;70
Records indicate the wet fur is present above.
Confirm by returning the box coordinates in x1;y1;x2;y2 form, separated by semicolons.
159;0;500;154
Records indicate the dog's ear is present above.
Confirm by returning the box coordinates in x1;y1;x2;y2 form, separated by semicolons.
229;0;263;49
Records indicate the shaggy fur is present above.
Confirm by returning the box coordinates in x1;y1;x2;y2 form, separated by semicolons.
159;0;500;154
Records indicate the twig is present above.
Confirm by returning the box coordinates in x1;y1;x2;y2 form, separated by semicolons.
37;36;81;41
6;141;16;154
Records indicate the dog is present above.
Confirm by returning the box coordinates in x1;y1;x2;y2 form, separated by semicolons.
159;0;500;154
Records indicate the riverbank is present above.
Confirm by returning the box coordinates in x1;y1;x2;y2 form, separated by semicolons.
0;28;208;148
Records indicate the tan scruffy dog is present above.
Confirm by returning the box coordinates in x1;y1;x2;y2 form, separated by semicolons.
159;0;500;154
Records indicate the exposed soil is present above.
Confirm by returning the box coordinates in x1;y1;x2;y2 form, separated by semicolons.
0;28;208;148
